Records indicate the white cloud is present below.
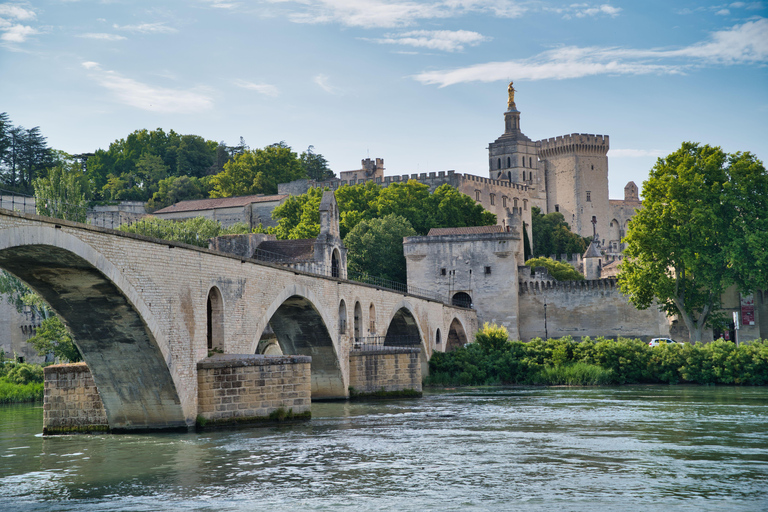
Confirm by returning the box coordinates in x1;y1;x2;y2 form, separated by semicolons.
233;79;280;96
546;3;621;19
314;73;341;94
81;61;213;113
276;0;526;28
610;149;668;158
77;33;127;41
0;4;35;20
113;22;177;34
372;29;490;52
203;0;241;8
716;8;731;15
1;23;36;42
415;18;768;86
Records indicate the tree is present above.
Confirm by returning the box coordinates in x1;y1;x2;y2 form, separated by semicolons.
26;316;81;363
530;206;590;258
300;145;334;181
117;216;250;248
525;257;585;281
33;162;89;223
618;142;768;342
267;187;325;240
146;175;210;212
209;142;306;198
344;214;417;283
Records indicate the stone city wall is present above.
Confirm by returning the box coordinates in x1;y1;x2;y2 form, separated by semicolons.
517;277;670;342
43;363;108;435
197;355;311;426
348;348;422;396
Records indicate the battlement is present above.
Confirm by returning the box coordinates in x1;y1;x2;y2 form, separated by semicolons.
518;275;617;294
537;133;609;157
457;173;530;192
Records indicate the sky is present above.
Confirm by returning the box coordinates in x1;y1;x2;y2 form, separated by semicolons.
1;0;766;199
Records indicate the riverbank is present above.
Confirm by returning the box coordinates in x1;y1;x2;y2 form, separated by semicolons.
0;362;44;403
426;335;768;387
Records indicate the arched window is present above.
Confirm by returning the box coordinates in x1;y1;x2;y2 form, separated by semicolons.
207;286;224;351
497;158;501;169
451;292;472;309
331;249;340;278
338;300;347;333
507;171;512;182
507;157;511;168
354;301;362;342
369;303;376;334
530;157;533;167
522;171;526;180
436;329;442;345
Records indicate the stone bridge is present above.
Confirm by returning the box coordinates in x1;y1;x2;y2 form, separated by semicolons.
0;209;476;431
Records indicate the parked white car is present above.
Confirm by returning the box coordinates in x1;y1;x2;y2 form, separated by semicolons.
649;338;680;347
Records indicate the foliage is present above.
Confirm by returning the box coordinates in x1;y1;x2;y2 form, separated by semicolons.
146;175;211;212
530;206;590;258
3;362;44;385
209;142;306;198
0;361;45;403
117;216;250;247
33;161;89;223
0;112;54;193
344;214;417;283
426;334;768;387
300;145;334;181
266;187;326;240
26;316;81;363
619;143;768;342
474;323;511;352
525;257;585;281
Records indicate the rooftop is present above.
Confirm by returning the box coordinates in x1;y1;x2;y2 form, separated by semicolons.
153;194;287;214
427;225;505;236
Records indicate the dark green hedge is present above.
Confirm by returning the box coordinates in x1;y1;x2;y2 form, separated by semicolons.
426;337;768;387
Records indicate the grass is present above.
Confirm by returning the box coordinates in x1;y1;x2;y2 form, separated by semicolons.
532;362;615;386
0;379;44;403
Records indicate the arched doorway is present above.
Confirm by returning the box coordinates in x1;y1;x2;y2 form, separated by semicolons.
446;318;468;352
384;307;421;347
435;329;442;346
338;299;347;334
207;286;224;351
452;292;473;309
369;303;376;335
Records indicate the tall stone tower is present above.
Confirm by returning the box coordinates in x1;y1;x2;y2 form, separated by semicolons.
537;133;610;243
487;82;545;210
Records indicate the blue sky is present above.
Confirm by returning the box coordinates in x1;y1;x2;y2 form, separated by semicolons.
1;0;766;198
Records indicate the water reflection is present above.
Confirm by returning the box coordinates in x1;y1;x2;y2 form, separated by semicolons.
1;387;767;511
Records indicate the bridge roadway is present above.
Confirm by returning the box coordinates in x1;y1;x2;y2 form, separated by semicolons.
0;208;476;430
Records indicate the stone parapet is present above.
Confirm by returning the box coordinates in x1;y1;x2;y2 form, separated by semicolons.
196;354;312;427
43;363;108;435
348;349;422;397
538;133;609;157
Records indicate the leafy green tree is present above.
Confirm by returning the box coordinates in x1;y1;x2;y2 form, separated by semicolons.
209;142;306;198
118;216;250;247
27;316;81;363
33;162;89;223
300;145;334;181
530;206;590;257
146;175;211;212
475;323;510;352
619;143;768;342
344;214;417;283
267;187;325;239
525;257;585;281
426;184;496;232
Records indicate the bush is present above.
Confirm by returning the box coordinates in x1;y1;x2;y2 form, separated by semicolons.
426;334;768;387
5;363;44;385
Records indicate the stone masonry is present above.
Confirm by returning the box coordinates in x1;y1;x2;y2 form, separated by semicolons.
348;348;422;396
43;363;108;434
197;354;311;425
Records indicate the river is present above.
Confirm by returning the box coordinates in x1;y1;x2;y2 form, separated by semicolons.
1;386;767;511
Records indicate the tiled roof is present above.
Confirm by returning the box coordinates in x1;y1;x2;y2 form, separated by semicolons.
255;239;315;262
427;225;505;236
153;194;287;214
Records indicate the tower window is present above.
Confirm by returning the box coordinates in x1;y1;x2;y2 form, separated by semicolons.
475;190;481;201
586;191;591;202
555;204;560;212
484;266;492;275
523;199;528;210
530;157;533;167
507;157;511;167
490;193;495;206
591;165;594;170
441;268;446;276
497;158;501;169
522;171;526;180
503;196;507;207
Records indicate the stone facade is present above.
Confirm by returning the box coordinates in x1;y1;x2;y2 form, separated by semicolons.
196;354;311;425
43;363;108;434
0;301;44;364
152;194;287;229
348;348;421;396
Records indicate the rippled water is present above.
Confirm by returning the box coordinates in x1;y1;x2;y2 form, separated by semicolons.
1;386;767;511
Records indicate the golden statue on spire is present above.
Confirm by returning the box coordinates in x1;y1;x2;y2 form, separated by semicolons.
507;81;516;110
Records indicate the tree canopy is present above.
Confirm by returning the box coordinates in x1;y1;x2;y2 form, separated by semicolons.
530;206;590;258
0;112;55;193
525;257;585;281
618;142;768;342
344;214;417;283
117;216;250;248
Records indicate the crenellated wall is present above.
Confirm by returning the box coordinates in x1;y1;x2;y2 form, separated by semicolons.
517;276;670;342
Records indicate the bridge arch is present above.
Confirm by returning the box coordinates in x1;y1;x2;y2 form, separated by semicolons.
445;317;469;352
0;226;187;430
250;284;345;399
